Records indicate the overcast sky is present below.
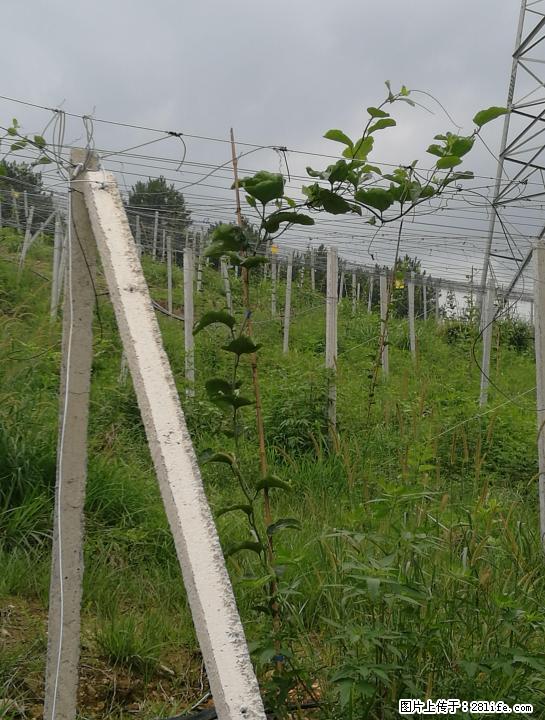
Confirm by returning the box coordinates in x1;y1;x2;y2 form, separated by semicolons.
1;0;537;289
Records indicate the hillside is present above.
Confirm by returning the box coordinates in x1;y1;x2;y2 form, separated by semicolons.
1;227;544;719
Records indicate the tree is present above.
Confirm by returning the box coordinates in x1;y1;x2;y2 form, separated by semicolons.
0;161;54;232
127;176;191;251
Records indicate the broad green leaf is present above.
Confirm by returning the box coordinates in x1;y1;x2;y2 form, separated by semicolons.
0;165;6;176
266;518;302;536
205;224;248;256
450;135;475;157
304;186;355;215
441;170;474;186
420;185;436;198
342;136;374;161
33;135;46;149
262;211;314;233
245;195;256;208
7;127;17;136
255;475;292;493
10;141;27;151
323;129;353;147
240;255;268;269
367;107;390;118
355;187;394;212
326;159;350;184
426;144;445;158
35;157;53;165
238;171;284;205
306;166;325;179
473;106;508;127
205;378;233;398
225;541;263;558
222;336;261;355
368;118;396;134
436;155;462;169
216;504;252;518
193;310;235;335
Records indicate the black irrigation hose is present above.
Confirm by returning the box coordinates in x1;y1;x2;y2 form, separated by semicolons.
161;701;320;720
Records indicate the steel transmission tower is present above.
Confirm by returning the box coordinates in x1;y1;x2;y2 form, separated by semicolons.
481;0;545;300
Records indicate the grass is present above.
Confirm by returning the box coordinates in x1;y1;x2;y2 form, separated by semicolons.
1;227;545;718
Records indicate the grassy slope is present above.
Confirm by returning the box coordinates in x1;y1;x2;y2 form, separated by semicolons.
1;228;544;719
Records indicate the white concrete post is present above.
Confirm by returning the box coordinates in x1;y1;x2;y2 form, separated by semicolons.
533;240;545;548
357;281;361;303
379;272;389;376
423;283;428;320
408;271;416;360
351;271;357;316
338;270;345;301
18;205;35;274
479;283;496;407
221;258;233;314
271;257;277;317
44;151;98;720
23;189;28;219
167;234;173;315
135;215;142;257
283;250;293;354
196;232;203;293
162;228;166;261
12;190;20;231
435;284;441;323
80;169;267;719
184;247;195;397
368;276;374;314
531;298;534;326
299;263;304;288
152;210;159;259
326;247;338;437
0;200;3;229
50;213;63;319
310;248;316;291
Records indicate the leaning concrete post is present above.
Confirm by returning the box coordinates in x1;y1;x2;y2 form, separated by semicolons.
479;282;495;407
533;240;545;548
326;247;338;438
44;151;98;720
408;271;416;360
283;250;293;353
379;272;389;376
184;247;195;397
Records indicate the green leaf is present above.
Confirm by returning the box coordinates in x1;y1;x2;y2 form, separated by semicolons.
367;107;390;118
342;136;374;161
216;504;252;518
225;541;263;558
33;135;46;149
368;118;396;134
355;187;394;212
304;185;354;215
205;378;233;398
205;224;248;255
267;518;302;536
238;171;284;205
323;129;353;147
10;141;27;151
262;212;314;233
240;255;268;269
200;449;236;465
436;155;462;169
450;135;475;157
245;195;257;208
473;106;508;127
255;475;292;493
193;310;236;335
0;164;6;176
222;336;261;355
7;127;17;136
426;144;445;158
34;157;53;165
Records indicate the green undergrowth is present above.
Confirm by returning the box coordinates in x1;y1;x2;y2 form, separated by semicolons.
1;231;544;719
